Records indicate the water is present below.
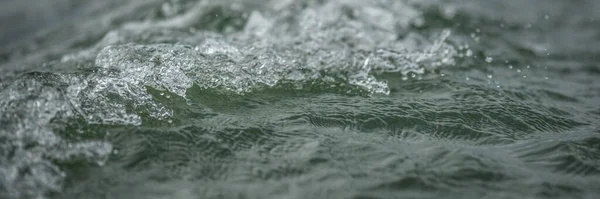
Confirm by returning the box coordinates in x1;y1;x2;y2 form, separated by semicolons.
1;0;599;198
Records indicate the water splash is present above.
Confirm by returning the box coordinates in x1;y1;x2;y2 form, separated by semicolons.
0;0;459;198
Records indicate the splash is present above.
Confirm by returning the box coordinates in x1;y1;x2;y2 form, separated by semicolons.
0;0;458;198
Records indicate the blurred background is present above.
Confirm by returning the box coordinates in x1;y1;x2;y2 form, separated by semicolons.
1;0;76;45
0;0;124;46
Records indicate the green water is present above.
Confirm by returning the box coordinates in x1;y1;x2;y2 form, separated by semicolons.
1;0;599;198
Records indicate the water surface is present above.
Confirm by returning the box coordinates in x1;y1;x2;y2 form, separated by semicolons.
1;0;599;198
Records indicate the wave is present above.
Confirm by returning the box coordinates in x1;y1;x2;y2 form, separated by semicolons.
3;0;599;198
0;1;459;198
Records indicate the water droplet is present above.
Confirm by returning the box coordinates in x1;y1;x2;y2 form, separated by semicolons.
487;74;493;79
168;119;173;124
159;92;164;96
508;65;513;69
166;95;171;99
517;69;522;73
485;57;493;63
523;75;527;78
544;15;550;20
526;65;530;69
544;76;549;80
466;50;473;57
465;76;470;81
440;73;445;77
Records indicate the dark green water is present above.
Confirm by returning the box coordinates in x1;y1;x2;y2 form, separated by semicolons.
1;0;599;198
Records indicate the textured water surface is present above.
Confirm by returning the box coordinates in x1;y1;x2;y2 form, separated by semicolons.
1;0;599;199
